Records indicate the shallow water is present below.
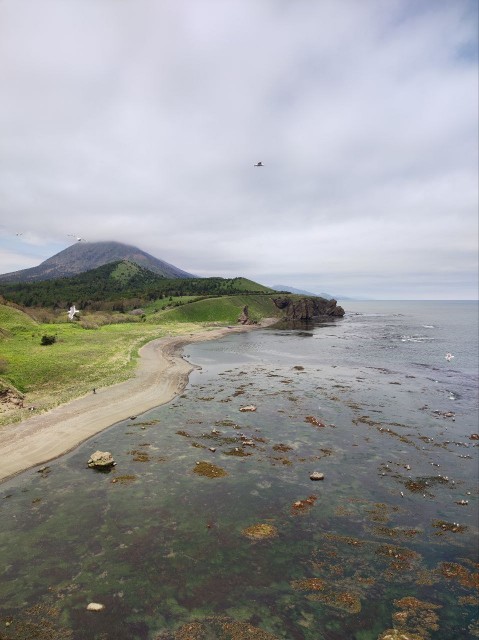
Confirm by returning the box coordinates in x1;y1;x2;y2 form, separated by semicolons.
0;301;477;639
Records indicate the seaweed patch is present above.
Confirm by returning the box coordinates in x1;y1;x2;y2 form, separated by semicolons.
242;523;278;540
193;461;228;478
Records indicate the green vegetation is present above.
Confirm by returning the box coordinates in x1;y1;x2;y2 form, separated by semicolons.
0;302;203;423
154;294;279;325
0;260;274;310
0;292;283;425
0;304;37;331
0;260;293;424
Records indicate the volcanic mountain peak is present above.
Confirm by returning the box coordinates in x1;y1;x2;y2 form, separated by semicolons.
0;241;194;283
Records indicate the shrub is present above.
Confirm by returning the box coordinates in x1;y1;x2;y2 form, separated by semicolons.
79;321;99;330
40;334;56;345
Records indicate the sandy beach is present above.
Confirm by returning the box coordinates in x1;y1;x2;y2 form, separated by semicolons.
0;321;274;483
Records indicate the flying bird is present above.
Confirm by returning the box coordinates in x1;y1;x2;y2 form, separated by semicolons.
68;235;84;242
445;353;454;361
254;161;264;167
67;305;78;320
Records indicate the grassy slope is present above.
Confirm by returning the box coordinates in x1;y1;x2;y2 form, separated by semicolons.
153;294;279;324
0;295;282;425
0;304;199;422
0;305;37;331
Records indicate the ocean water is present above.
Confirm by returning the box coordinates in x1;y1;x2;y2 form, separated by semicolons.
0;300;477;640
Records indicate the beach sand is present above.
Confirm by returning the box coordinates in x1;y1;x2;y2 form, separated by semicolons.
0;321;275;483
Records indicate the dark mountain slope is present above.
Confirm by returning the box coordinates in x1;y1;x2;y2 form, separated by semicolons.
0;241;194;283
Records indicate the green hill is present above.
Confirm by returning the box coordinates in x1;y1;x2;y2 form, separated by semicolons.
0;261;275;309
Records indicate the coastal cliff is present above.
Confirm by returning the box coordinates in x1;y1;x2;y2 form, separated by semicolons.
273;296;345;321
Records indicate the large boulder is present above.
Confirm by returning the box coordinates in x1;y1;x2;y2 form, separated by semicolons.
87;450;115;469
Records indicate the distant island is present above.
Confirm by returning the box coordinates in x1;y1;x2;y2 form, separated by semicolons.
271;284;357;301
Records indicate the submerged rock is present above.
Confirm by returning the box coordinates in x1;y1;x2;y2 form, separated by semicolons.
37;466;50;474
305;415;326;427
87;450;115;469
377;630;424;640
155;616;279;639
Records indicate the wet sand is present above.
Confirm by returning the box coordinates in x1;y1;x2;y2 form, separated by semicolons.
0;321;275;483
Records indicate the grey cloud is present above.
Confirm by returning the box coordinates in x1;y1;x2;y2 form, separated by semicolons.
0;0;477;299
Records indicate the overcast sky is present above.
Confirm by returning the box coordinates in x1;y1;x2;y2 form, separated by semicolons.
0;0;477;299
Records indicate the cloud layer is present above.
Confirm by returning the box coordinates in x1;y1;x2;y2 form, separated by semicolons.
0;0;477;298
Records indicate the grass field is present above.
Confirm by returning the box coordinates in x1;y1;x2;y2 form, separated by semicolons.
151;294;279;324
0;295;281;425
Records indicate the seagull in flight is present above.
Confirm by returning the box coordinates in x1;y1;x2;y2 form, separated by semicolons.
68;234;84;242
254;161;264;167
445;353;454;362
67;305;78;320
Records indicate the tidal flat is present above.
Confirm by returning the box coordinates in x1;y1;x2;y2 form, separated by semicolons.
0;302;477;639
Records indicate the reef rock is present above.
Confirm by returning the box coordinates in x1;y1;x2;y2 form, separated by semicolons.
87;450;115;469
273;296;344;320
377;630;424;640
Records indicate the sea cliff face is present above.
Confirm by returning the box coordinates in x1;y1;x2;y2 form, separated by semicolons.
273;296;345;321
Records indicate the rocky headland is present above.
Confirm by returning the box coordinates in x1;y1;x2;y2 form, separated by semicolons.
272;296;345;321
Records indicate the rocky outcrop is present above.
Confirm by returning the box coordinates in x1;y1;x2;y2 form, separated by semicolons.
0;385;24;413
273;296;344;321
237;305;256;325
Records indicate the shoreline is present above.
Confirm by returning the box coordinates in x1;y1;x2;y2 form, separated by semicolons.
0;320;276;483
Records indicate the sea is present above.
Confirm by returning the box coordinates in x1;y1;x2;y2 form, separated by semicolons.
0;300;477;640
